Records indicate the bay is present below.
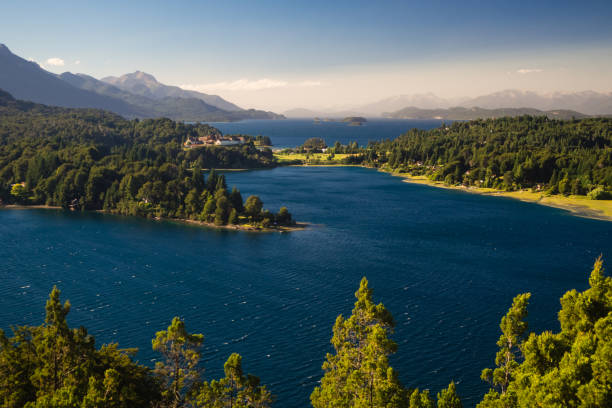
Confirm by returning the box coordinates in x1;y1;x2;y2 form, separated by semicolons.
207;118;446;148
1;166;610;407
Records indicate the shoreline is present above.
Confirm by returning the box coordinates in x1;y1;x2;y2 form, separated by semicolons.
0;205;308;232
0;204;62;210
4;165;611;224
175;218;308;233
393;172;612;222
272;156;612;222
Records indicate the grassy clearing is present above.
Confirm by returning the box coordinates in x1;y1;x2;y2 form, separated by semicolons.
274;152;356;165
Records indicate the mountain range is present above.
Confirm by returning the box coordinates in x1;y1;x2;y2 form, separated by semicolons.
383;106;589;121
0;44;283;122
285;90;612;119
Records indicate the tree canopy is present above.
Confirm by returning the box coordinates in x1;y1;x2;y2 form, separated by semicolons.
364;116;612;196
1;258;610;407
0;92;293;228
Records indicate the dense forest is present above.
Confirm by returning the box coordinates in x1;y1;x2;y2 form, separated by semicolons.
362;116;612;198
0;90;293;228
1;258;609;407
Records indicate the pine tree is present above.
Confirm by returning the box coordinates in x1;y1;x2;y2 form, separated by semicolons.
30;286;96;399
193;353;273;408
207;169;218;192
436;381;462;408
202;197;216;222
191;166;205;192
152;317;204;408
408;389;434;408
215;175;227;193
244;196;263;221
478;257;612;407
311;277;406;408
82;369;121;408
229;187;244;213
479;293;531;407
228;208;239;225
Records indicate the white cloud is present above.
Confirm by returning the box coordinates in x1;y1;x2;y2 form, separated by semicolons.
75;60;81;65
182;78;322;92
46;57;65;67
517;68;543;74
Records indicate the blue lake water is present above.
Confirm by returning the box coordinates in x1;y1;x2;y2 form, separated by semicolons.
1;166;610;406
207;118;445;148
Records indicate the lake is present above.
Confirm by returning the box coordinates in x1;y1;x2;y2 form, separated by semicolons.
0;166;610;407
207;118;446;148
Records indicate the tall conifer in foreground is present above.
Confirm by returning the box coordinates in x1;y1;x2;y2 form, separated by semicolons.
311;277;407;408
152;317;204;408
478;256;612;407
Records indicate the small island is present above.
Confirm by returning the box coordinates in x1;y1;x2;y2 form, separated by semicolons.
342;116;367;126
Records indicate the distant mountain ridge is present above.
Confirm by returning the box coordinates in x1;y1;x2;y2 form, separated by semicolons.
285;90;612;118
0;44;283;121
383;106;589;121
102;71;242;112
0;44;140;116
462;89;612;116
58;72;284;122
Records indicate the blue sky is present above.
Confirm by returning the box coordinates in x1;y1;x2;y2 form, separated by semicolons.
2;0;612;110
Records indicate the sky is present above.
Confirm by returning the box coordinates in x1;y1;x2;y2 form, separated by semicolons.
2;0;612;111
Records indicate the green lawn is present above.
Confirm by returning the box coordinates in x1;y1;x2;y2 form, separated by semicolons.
274;152;355;164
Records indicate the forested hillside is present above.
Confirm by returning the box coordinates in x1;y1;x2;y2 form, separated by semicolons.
0;44;284;122
0;90;293;228
365;116;612;197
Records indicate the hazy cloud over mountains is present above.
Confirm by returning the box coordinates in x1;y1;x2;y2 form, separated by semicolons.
182;79;323;92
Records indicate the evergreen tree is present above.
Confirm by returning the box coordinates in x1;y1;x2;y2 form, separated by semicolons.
478;257;611;407
408;389;434;408
229;187;244;213
0;287;160;407
152;317;204;408
30;286;96;401
311;277;406;408
436;381;462;408
215;196;230;225
275;207;292;226
480;292;531;404
191;166;205;192
244;196;263;221
207;169;219;192
228;208;239;225
185;188;202;217
215;174;227;193
202;197;216;222
81;369;121;408
193;353;273;408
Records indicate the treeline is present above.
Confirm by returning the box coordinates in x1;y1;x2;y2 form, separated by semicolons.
0;90;293;227
1;258;610;407
0;287;272;408
363;116;612;198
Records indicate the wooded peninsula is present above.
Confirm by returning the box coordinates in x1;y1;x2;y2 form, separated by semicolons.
0;90;296;231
